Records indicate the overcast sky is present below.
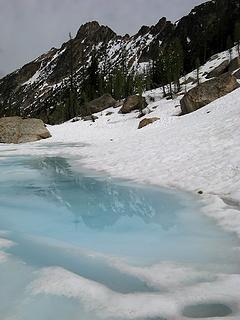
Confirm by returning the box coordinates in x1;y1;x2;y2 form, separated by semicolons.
0;0;206;76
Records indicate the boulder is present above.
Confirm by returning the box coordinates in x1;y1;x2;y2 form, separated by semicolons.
83;94;116;115
228;57;240;72
206;60;229;79
180;73;239;114
0;117;51;144
138;117;160;129
119;95;147;114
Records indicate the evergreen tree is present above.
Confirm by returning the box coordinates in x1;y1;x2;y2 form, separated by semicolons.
171;39;184;92
195;57;201;86
67;32;77;118
234;21;240;56
86;48;100;100
227;35;234;61
135;73;145;115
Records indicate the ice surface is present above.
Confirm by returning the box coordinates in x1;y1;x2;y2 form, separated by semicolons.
0;156;240;319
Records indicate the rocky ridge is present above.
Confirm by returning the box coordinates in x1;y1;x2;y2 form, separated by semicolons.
0;0;239;124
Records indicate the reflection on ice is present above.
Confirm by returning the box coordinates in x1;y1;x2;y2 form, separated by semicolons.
0;155;240;319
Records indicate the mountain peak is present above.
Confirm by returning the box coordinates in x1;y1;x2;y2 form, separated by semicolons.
76;21;101;40
75;21;116;44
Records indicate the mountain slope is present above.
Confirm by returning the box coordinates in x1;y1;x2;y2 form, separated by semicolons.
0;0;239;123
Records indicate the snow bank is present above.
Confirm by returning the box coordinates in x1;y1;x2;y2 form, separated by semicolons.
30;266;240;319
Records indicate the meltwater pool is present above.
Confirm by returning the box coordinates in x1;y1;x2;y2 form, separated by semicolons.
0;156;239;320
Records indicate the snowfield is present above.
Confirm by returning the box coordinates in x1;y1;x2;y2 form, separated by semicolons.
1;46;240;239
1;47;240;320
52;87;240;238
1;83;240;238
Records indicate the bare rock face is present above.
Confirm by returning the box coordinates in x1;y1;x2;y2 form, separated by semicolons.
138;117;160;129
228;57;240;72
206;60;229;79
0;117;51;144
83;94;116;115
180;73;239;114
119;95;147;114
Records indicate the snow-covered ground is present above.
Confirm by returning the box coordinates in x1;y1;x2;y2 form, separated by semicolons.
0;45;240;319
1;46;240;237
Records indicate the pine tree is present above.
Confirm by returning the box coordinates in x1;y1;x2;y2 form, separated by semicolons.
227;35;234;61
87;48;100;100
234;21;240;56
195;57;201;86
67;32;77;118
135;73;145;115
171;39;184;92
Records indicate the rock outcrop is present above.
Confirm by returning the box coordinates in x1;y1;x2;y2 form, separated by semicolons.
138;117;160;129
119;95;147;114
206;60;229;79
206;57;240;79
0;117;51;144
83;94;116;115
180;73;239;114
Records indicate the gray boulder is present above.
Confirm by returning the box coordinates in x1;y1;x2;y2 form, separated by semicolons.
180;73;239;114
0;117;51;144
119;95;147;114
206;60;229;79
83;94;116;115
138;117;160;129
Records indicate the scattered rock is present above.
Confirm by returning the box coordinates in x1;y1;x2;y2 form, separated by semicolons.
138;107;152;118
82;115;98;122
0;116;51;144
71;117;80;123
83;94;116;115
148;96;155;102
198;190;203;194
180;73;239;114
138;117;160;129
182;76;197;85
228;56;240;72
106;111;113;116
208;53;219;62
119;95;147;114
206;59;229;79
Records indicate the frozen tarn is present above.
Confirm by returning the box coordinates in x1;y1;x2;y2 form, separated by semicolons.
0;155;240;320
